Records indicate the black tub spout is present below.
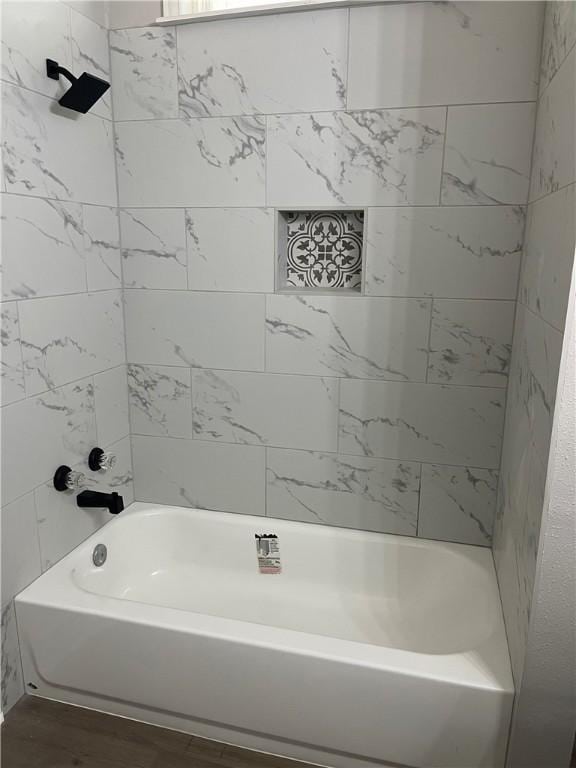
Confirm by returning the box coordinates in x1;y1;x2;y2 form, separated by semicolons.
77;490;124;515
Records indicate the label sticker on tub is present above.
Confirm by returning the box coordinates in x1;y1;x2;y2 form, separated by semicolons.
255;534;282;574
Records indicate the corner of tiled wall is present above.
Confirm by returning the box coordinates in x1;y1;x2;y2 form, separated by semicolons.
1;0;133;713
493;0;576;688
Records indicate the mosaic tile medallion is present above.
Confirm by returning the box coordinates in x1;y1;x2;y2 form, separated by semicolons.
283;211;364;289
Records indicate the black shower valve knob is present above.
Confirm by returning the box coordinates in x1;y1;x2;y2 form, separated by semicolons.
53;465;87;492
88;447;117;472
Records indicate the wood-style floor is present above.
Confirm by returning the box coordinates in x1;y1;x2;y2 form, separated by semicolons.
1;696;318;768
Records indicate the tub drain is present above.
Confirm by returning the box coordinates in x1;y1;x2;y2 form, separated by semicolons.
92;543;107;567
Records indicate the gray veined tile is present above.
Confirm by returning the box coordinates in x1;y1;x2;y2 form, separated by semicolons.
128;364;192;438
2;378;97;506
1;303;25;405
441;103;536;206
1;601;24;714
1;493;41;607
1;0;72;99
120;209;187;289
418;464;498;547
530;45;576;201
110;27;178;121
539;0;576;94
493;434;548;683
186;208;274;292
192;370;338;452
94;365;130;447
116;116;265;207
18;290;125;395
124;290;264;372
70;7;112;120
266;294;430;381
267;108;446;207
2;84;117;206
2;195;86;301
64;0;108;28
364;206;525;300
520;185;576;332
339;380;505;468
177;9;347;117
84;205;122;292
427;299;515;388
348;2;542;110
266;449;419;536
506;304;563;467
132;435;265;516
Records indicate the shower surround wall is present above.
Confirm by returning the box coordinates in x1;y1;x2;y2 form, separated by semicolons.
1;1;133;713
494;0;576;688
112;3;543;542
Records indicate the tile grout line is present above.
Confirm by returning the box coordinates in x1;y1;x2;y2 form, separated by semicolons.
108;98;539;124
438;107;449;204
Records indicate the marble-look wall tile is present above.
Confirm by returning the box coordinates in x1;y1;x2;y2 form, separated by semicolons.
494;419;549;683
1;493;42;606
177;9;347;117
267;449;419;535
441;103;536;205
2;378;97;505
94;365;130;446
520;184;576;331
267;108;446;207
128;363;192;438
539;0;576;94
124;290;264;371
186;208;274;292
110;27;178;121
265;294;430;381
2;194;86;301
132;434;265;515
120;209;187;289
339;380;505;467
505;304;563;467
364;206;525;300
1;0;72;99
2;84;117;206
35;436;134;571
1;303;25;405
1;601;24;714
18;290;125;395
116;116;265;207
192;370;338;452
348;2;542;110
530;46;576;202
84;205;122;292
70;6;112;120
418;464;497;547
427;299;515;388
64;0;108;29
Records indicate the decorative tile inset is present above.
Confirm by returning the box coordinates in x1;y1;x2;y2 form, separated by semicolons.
280;211;364;290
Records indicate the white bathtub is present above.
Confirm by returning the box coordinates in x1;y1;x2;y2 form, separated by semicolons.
16;502;513;768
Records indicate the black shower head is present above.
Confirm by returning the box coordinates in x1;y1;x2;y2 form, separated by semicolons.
59;72;109;114
46;59;110;114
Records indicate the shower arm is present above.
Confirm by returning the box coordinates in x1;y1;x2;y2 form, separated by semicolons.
46;59;77;85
